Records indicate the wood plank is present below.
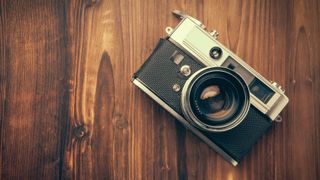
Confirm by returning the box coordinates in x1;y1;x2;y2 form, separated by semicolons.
61;0;130;179
284;0;320;179
0;0;68;179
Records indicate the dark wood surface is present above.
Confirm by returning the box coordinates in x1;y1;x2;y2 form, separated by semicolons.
0;0;319;179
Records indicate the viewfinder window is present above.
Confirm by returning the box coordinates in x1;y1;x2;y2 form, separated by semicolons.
249;78;275;103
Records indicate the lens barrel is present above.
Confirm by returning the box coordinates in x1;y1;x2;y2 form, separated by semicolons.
181;67;250;132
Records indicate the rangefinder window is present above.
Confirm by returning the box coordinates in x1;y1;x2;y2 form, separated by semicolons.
249;78;275;103
170;50;184;65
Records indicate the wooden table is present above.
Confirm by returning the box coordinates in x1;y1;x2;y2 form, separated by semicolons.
0;0;319;179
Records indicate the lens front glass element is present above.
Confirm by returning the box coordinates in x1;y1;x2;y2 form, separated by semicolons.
186;67;250;130
197;82;237;122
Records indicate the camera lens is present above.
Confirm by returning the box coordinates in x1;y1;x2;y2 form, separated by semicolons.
181;67;250;132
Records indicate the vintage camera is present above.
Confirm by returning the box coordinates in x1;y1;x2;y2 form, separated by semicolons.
132;10;289;166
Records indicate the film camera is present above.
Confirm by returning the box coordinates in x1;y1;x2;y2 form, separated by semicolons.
132;10;289;165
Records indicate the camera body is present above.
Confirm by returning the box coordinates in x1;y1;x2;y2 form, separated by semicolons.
132;11;289;165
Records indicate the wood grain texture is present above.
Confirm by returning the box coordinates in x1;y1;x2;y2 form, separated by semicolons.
0;0;319;179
